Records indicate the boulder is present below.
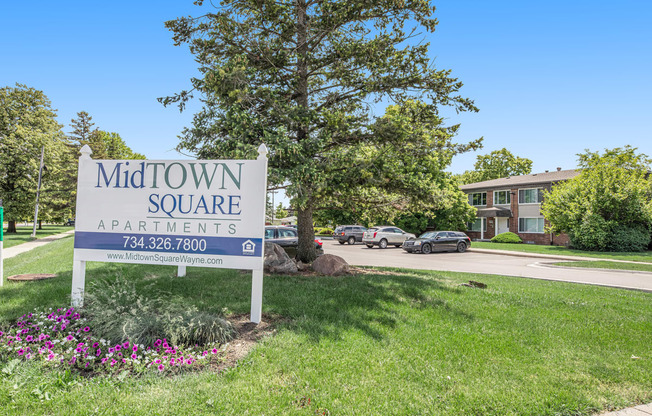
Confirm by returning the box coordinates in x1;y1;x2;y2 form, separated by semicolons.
264;242;298;274
312;254;350;276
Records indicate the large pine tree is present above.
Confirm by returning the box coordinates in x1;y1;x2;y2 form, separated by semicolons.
162;0;480;261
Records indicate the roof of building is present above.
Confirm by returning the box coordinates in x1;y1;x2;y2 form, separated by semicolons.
460;169;580;191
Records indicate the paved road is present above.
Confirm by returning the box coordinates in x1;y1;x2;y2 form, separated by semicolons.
323;241;652;292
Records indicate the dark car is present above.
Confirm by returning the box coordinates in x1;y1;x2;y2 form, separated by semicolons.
265;226;322;255
402;231;471;254
333;225;367;245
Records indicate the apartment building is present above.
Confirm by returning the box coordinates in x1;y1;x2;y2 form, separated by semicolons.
460;168;579;245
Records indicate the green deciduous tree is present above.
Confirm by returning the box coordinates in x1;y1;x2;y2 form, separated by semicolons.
275;203;289;220
87;130;146;160
541;146;652;252
0;84;67;233
460;148;532;184
163;1;480;261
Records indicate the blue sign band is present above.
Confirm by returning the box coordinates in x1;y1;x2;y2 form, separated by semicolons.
74;231;263;257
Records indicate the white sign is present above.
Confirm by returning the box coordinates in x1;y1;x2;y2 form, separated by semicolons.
71;145;269;322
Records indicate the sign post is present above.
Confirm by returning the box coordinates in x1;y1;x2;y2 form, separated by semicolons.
71;144;269;323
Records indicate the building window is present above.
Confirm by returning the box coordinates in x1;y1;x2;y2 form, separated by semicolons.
518;188;543;204
468;192;487;206
494;190;511;205
518;217;545;233
467;218;487;232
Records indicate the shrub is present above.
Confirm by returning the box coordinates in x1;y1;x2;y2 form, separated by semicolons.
317;227;333;235
84;276;235;347
605;224;650;252
491;232;522;244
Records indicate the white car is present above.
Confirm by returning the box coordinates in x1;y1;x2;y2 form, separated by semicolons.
362;226;416;249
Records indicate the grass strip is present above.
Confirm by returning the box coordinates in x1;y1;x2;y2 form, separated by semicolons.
553;260;652;273
471;241;652;263
0;238;650;415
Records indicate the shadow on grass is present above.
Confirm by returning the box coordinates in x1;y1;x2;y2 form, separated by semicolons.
1;259;473;343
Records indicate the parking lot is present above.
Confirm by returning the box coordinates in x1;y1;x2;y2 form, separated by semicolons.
323;240;652;292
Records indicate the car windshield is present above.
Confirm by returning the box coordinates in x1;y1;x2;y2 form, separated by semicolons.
367;228;380;232
419;231;437;239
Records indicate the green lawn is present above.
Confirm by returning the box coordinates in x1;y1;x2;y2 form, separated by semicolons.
553;260;652;273
471;241;652;263
1;225;73;249
0;237;650;415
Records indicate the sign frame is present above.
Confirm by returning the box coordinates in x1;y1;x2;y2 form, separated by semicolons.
71;144;269;323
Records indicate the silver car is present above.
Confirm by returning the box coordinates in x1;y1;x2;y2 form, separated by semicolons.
362;226;416;249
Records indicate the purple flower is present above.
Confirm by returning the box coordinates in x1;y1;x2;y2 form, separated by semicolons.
122;342;129;349
132;345;138;352
66;335;74;341
115;345;121;351
83;327;90;332
186;359;192;365
155;359;161;364
154;339;162;347
47;353;55;360
131;354;137;359
109;347;115;353
170;358;176;365
17;349;25;355
101;358;108;364
92;342;99;348
25;335;33;342
158;364;164;371
61;324;67;330
212;348;218;354
96;349;102;356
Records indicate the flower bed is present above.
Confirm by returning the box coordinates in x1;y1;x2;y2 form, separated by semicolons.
0;307;226;375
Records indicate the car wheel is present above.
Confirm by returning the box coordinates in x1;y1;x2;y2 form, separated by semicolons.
457;242;467;253
378;239;388;249
421;243;432;254
338;241;345;245
347;236;356;245
366;244;374;248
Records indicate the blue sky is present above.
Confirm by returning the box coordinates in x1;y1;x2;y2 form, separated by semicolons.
2;0;651;177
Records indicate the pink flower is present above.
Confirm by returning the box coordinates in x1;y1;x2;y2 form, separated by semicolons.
132;345;138;352
158;364;164;371
115;345;121;351
211;348;218;354
17;349;24;355
92;342;99;348
122;342;129;349
109;347;115;353
96;349;102;356
26;335;33;342
66;335;74;341
131;354;137;359
83;327;90;332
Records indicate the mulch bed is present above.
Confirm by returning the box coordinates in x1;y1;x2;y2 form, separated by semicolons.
7;273;58;281
212;313;284;373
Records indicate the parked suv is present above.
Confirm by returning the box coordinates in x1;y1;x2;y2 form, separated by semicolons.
333;225;367;245
265;226;323;257
362;226;416;249
402;231;471;254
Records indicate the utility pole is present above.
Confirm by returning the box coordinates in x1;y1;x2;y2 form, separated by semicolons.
31;146;45;238
270;190;277;224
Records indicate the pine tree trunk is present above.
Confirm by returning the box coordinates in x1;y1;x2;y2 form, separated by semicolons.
7;220;17;233
293;0;316;264
296;204;317;263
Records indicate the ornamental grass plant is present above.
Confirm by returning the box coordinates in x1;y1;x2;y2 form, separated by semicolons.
83;275;235;347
